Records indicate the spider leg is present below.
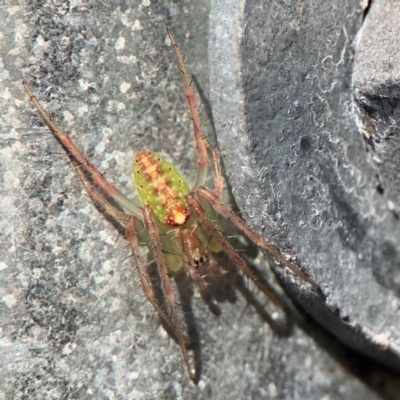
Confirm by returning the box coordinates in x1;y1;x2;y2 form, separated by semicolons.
167;29;209;190
126;217;192;347
185;192;286;309
168;29;223;196
142;205;194;382
22;82;141;218
197;186;320;291
71;158;131;223
208;258;224;277
72;159;192;346
208;143;224;198
188;267;207;293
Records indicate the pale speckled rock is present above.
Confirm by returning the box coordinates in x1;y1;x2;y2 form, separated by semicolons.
209;0;400;397
0;1;399;399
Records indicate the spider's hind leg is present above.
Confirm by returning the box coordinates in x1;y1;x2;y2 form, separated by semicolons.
185;191;286;309
22;82;141;218
196;186;320;291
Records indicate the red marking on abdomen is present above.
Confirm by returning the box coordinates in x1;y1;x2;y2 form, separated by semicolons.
136;151;176;205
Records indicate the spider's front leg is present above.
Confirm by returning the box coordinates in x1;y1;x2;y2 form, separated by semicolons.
125;215;192;349
72;159;192;348
167;28;222;195
141;205;195;382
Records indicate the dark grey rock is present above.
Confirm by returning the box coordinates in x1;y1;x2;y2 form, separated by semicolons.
353;0;400;214
209;0;400;393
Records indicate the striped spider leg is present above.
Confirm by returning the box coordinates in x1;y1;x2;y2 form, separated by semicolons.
23;29;319;383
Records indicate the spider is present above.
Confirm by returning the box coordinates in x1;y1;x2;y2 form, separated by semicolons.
23;29;319;383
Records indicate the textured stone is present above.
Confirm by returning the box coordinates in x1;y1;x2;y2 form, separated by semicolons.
209;0;400;392
1;0;399;399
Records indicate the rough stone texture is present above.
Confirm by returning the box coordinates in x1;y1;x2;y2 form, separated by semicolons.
1;0;399;399
353;0;400;214
209;0;400;396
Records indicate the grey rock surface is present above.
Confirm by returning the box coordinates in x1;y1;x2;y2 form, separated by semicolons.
0;0;399;399
209;0;400;394
353;0;400;213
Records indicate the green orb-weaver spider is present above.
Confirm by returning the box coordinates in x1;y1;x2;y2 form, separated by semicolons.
23;29;319;383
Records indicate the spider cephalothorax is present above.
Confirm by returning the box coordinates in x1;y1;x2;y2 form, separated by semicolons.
179;227;210;268
23;29;319;382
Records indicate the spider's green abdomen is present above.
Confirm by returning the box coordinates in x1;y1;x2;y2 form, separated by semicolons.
134;150;191;227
